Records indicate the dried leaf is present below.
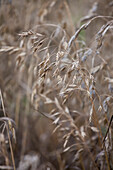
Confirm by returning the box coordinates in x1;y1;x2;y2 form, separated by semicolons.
90;126;99;132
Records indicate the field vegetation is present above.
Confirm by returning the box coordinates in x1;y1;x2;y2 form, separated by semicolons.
0;0;113;169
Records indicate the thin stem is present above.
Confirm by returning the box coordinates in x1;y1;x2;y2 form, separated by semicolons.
0;90;16;170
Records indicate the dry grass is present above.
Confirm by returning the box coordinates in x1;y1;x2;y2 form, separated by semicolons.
0;0;113;169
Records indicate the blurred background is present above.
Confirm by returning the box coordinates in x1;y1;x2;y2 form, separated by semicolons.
0;0;113;170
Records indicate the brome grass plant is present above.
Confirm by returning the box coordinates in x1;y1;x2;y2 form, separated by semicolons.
0;0;113;169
